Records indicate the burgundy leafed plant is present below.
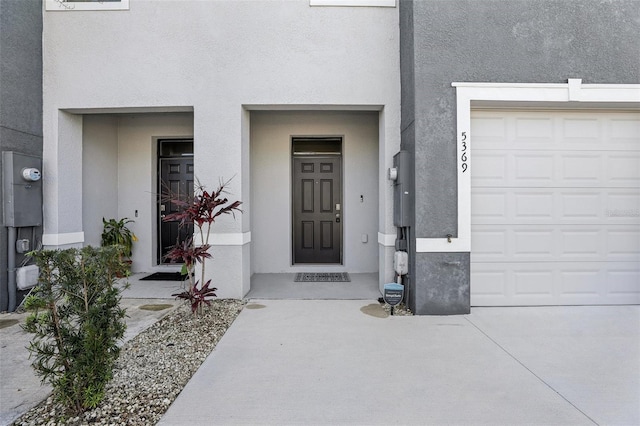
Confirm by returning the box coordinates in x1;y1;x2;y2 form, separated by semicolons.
163;178;242;315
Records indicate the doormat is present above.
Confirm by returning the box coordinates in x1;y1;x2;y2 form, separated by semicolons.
294;272;350;282
140;272;186;281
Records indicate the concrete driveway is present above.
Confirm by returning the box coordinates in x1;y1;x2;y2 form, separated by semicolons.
159;301;639;426
3;291;638;426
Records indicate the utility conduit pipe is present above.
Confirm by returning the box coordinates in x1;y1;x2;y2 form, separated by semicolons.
7;226;17;312
0;232;6;311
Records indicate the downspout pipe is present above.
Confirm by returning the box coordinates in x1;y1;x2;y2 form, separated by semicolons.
7;226;17;312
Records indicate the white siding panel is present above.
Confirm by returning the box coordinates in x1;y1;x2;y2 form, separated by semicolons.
471;110;640;306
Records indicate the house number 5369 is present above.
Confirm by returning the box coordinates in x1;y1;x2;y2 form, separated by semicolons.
461;132;468;173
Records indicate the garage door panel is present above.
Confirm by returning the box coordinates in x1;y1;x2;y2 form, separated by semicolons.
559;269;602;297
473;111;640;152
471;116;507;145
562;192;602;220
473;151;636;188
471;190;508;220
562;117;601;142
610;117;640;142
560;230;602;259
607;269;640;301
473;188;638;225
472;262;640;306
470;264;512;305
514;117;555;143
470;152;637;187
561;154;602;183
604;190;640;224
608;154;640;185
514;192;554;219
513;269;554;297
514;153;555;184
511;152;635;187
471;230;507;258
471;152;508;186
607;230;640;259
513;229;555;258
474;225;636;262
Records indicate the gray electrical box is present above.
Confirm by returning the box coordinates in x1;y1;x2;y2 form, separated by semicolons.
2;151;43;227
393;150;413;227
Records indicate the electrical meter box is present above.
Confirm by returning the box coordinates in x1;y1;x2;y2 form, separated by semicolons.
393;150;413;227
2;151;43;227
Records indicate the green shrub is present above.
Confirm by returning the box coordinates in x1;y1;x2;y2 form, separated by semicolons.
22;246;128;415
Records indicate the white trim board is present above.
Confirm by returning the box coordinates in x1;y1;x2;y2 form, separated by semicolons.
208;232;251;246
415;79;640;253
378;232;396;247
42;232;85;246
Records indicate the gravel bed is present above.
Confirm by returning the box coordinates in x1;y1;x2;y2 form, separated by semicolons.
13;299;244;426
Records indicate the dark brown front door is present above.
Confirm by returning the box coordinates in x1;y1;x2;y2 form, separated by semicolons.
159;157;194;263
292;156;342;264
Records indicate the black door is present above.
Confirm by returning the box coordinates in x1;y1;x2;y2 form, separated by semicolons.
159;157;194;263
292;156;342;264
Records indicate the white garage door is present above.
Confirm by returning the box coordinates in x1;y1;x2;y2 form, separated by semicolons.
471;110;640;306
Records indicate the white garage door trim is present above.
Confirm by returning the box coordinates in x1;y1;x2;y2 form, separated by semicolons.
432;79;640;304
445;79;640;306
416;79;640;254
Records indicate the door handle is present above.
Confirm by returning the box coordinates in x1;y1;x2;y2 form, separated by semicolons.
336;213;340;223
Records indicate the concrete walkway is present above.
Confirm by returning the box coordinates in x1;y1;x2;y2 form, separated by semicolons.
159;301;640;426
3;273;638;426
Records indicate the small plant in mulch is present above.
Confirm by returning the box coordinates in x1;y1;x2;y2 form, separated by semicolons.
163;178;242;315
22;246;128;417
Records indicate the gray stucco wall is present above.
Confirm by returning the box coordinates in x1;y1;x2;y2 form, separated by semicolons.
0;0;43;310
400;0;640;314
